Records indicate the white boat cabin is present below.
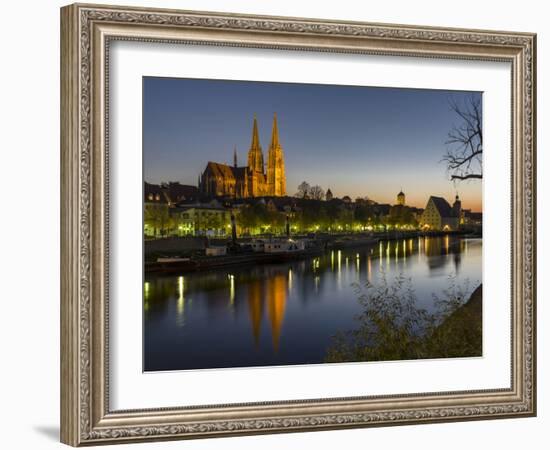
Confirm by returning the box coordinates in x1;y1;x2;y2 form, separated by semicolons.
264;239;306;253
249;239;265;252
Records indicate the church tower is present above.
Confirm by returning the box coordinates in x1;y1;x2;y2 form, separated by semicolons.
453;194;462;223
247;115;264;173
267;113;286;196
397;189;405;206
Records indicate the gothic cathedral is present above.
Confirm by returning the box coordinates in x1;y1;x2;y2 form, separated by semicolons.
199;114;286;198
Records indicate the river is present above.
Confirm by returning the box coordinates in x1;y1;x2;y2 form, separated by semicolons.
144;236;482;371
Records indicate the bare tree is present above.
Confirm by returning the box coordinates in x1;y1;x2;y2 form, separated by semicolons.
309;185;325;201
442;95;483;181
296;181;311;199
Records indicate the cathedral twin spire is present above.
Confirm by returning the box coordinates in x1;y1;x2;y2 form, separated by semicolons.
266;113;286;196
247;114;264;173
247;113;282;172
270;112;280;150
245;113;286;196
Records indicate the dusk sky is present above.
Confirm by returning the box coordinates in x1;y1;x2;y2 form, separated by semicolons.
143;77;482;211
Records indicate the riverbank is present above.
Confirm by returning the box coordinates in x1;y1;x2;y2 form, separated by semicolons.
145;230;480;273
425;284;482;358
145;247;324;273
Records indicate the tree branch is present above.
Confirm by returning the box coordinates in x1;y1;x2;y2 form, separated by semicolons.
450;174;482;180
443;94;483;181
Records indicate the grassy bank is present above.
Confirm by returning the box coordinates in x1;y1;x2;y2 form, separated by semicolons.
424;284;482;358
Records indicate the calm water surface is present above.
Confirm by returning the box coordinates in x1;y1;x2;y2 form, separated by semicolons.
144;236;482;371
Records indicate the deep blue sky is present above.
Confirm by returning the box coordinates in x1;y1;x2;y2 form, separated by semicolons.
143;77;482;211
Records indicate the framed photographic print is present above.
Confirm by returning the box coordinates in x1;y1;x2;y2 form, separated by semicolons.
60;3;537;446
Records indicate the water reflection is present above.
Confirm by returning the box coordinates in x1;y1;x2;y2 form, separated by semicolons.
266;275;287;350
144;237;482;371
247;280;263;344
176;276;185;327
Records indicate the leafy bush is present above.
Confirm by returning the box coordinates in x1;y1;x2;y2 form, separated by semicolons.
325;273;482;363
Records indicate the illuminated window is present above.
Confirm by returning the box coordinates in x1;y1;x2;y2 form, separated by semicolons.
148;193;153;201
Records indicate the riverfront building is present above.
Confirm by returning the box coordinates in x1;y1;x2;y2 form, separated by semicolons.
144;182;201;237
419;195;462;231
170;203;230;237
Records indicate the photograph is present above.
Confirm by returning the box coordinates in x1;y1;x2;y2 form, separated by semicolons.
143;78;484;372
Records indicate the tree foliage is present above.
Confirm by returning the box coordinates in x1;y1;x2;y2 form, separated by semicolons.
386;205;417;227
309;185;325;201
144;204;172;236
296;181;311;199
325;274;482;363
237;203;285;234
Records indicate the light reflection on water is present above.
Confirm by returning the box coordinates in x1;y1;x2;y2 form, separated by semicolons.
144;236;481;371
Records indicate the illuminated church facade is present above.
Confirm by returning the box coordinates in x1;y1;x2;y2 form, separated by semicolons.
199;114;286;198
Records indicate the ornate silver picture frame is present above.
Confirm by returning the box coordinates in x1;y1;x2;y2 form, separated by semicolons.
60;3;536;446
